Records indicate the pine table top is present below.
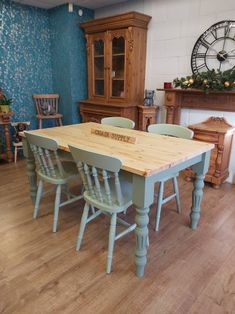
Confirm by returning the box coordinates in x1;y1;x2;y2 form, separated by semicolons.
22;122;214;177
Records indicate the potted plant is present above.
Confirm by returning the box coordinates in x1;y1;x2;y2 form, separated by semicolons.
0;95;12;113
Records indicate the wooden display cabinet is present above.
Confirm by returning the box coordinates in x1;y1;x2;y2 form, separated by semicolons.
184;117;235;188
79;12;151;128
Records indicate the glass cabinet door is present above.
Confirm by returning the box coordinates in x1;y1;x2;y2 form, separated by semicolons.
93;37;105;97
110;32;127;99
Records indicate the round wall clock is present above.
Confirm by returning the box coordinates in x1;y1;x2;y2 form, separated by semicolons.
191;20;235;74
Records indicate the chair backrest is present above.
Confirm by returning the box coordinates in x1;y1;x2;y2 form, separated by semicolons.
148;123;194;139
101;117;135;129
33;94;59;116
11;121;31;143
69;145;124;207
25;131;65;179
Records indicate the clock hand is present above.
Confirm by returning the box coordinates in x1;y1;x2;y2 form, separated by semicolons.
218;53;226;60
208;47;226;60
220;48;235;57
226;48;235;55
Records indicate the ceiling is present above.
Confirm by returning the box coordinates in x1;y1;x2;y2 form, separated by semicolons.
13;0;129;9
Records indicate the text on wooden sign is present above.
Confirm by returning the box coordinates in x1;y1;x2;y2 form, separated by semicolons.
91;128;137;144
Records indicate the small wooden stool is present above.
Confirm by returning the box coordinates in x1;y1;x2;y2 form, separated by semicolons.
33;94;63;129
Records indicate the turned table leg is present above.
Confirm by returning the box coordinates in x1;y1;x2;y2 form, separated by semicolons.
133;175;154;277
22;138;37;203
190;151;211;230
135;205;150;277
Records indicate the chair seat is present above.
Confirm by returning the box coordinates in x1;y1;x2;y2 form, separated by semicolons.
36;113;63;119
84;170;133;213
38;160;78;184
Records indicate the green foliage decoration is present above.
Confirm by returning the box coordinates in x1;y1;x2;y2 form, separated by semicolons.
0;95;13;106
173;69;235;93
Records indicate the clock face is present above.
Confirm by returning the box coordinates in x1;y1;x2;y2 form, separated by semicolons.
191;20;235;74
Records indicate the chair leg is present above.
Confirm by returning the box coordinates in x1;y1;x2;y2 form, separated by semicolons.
63;184;71;200
107;213;117;274
91;205;95;215
173;176;181;213
53;184;62;232
155;181;164;231
14;147;17;163
38;119;42;129
58;118;63;126
76;203;90;251
33;179;44;219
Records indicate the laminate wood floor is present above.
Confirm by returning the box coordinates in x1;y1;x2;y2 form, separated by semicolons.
0;160;235;314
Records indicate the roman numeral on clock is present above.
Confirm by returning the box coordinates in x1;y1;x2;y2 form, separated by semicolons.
197;63;207;70
211;28;218;40
195;53;206;58
224;22;231;37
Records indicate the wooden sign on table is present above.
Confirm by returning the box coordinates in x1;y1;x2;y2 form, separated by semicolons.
91;128;137;144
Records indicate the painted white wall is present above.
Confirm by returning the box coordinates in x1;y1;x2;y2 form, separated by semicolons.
95;0;235;183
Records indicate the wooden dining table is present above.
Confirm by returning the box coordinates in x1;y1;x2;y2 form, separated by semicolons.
21;122;214;277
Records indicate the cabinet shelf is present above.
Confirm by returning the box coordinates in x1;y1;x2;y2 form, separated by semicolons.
94;55;104;58
112;78;124;81
95;78;104;80
112;53;125;57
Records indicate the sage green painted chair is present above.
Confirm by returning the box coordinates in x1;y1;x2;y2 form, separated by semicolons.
69;145;136;274
148;123;194;231
25;132;83;232
101;117;135;129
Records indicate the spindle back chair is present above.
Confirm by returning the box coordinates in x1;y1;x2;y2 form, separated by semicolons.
69;145;136;273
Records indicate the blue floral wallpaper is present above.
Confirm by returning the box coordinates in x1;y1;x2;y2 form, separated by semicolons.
1;0;53;129
50;5;94;124
0;0;94;128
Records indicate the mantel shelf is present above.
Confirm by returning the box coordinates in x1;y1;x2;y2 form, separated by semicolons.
159;88;235;124
157;88;235;95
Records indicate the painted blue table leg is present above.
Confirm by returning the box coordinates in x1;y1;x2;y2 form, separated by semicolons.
190;151;211;230
135;206;150;277
22;137;37;204
133;175;154;277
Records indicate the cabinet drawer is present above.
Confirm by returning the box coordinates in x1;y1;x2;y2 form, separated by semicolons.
193;132;219;143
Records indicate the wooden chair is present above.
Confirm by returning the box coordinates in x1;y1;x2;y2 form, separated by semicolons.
101;117;135;129
25;132;83;232
69;145;136;274
32;94;63;129
11;121;30;163
148;123;194;231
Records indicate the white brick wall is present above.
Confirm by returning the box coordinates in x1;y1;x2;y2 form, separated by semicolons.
95;0;235;183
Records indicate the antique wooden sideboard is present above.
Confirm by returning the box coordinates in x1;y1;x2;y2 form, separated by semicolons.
158;88;235;187
184;117;235;188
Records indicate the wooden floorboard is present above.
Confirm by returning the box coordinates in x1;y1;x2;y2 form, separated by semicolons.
0;160;235;313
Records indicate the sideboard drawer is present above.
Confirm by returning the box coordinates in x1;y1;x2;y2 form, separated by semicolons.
193;132;219;143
